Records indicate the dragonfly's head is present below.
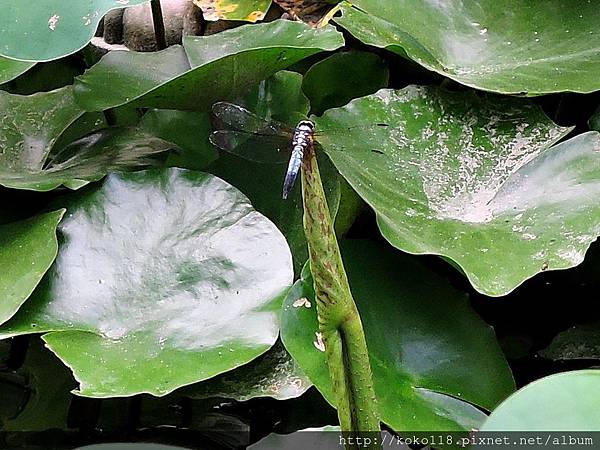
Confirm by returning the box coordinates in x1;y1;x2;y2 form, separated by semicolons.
297;120;315;133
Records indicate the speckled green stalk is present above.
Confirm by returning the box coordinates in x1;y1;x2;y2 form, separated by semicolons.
301;145;380;445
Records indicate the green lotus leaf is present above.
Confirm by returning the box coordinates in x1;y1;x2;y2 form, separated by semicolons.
313;87;600;296
0;0;147;61
0;210;64;326
481;370;600;431
336;0;600;94
0;168;293;397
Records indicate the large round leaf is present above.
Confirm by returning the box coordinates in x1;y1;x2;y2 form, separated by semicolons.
0;1;147;62
281;240;514;432
313;87;600;296
0;168;293;397
480;370;600;431
0;57;35;84
336;0;600;94
0;210;64;325
73;20;344;111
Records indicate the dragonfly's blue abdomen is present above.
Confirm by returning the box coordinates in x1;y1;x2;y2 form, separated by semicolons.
282;120;315;199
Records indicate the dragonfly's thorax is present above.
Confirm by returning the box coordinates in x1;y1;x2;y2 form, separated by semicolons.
292;120;315;154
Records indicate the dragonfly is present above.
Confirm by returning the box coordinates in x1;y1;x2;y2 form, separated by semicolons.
210;102;388;199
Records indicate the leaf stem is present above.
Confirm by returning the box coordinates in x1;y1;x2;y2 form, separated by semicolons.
301;145;380;447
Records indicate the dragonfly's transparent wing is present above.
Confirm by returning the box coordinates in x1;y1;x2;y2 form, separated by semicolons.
212;102;296;137
210;130;292;163
211;102;297;163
